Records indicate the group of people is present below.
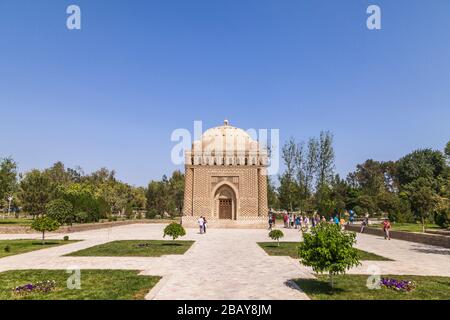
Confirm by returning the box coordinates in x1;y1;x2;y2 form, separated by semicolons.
268;211;354;231
197;216;208;234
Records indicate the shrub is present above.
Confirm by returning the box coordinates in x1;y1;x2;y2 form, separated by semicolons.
31;216;60;245
163;223;186;240
75;211;89;223
435;209;450;229
298;223;360;288
268;229;284;246
4;245;11;253
63;236;69;241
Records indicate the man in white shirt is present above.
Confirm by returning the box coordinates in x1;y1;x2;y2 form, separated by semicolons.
198;216;204;234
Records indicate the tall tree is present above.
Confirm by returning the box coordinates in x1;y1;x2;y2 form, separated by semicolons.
397;149;446;188
304;137;319;196
169;170;185;216
280;138;298;211
316;131;335;190
267;176;279;210
19;170;54;216
0;157;18;210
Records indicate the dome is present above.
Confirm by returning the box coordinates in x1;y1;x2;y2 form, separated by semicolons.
193;120;257;154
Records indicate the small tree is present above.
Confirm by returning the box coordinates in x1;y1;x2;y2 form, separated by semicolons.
31;216;60;245
163;223;186;240
298;223;360;288
46;199;73;225
269;229;284;246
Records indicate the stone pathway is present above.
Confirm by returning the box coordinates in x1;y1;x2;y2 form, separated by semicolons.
0;224;448;299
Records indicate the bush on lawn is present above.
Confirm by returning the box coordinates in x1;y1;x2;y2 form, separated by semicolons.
298;223;360;288
268;229;284;246
31;216;60;245
163;223;186;240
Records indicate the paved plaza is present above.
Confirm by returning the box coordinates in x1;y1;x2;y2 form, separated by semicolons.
0;224;449;300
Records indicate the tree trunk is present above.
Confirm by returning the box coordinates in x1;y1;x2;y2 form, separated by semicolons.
329;272;334;289
422;217;426;233
42;231;45;245
277;239;280;247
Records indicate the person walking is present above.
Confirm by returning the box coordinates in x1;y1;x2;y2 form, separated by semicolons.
383;218;391;240
198;216;204;234
268;214;273;230
360;216;368;233
203;217;207;234
333;215;340;225
284;212;288;228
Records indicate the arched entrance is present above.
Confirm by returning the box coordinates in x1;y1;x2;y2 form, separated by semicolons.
213;184;236;220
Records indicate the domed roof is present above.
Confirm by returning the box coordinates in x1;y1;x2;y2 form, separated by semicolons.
193;120;258;154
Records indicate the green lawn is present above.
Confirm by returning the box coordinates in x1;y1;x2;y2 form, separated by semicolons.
369;223;443;233
0;240;78;258
258;242;392;261
0;269;161;300
0;218;33;225
66;240;194;257
294;274;450;300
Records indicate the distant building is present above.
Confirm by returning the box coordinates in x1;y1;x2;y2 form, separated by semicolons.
182;120;269;228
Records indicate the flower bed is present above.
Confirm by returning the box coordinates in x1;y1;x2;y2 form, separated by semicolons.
380;278;416;292
13;280;56;295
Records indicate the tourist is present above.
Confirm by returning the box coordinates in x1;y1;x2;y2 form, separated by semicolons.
321;216;326;223
303;216;309;231
272;213;276;226
340;217;346;230
268;214;273;230
311;214;316;228
295;215;301;229
383;218;391;240
203;217;207;233
333;215;340;225
289;214;294;228
360;217;367;233
284;212;289;228
198;216;204;234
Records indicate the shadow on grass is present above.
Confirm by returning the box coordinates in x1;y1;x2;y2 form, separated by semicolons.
294;278;345;296
31;242;61;246
161;243;184;246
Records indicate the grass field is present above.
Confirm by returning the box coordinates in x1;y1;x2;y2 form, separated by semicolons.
369;223;443;233
66;240;194;257
258;241;392;261
294;274;450;300
0;218;33;225
0;240;78;258
0;269;160;300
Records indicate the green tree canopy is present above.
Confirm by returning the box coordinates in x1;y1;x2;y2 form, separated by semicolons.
46;198;74;225
31;216;60;244
19;170;54;216
298;223;360;288
163;223;186;240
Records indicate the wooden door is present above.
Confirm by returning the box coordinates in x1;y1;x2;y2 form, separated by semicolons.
219;199;232;219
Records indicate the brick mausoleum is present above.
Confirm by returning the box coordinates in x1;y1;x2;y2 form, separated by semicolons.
182;120;269;228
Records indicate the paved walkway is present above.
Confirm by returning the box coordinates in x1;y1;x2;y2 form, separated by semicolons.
0;224;449;299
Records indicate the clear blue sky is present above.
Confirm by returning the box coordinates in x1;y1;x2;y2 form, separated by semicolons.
1;0;449;186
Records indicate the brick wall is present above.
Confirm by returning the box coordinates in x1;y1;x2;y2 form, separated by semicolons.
345;225;450;248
